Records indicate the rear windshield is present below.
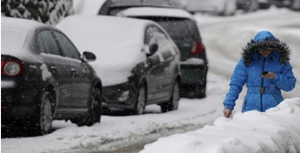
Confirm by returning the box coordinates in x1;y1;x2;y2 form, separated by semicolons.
1;27;28;51
134;17;198;41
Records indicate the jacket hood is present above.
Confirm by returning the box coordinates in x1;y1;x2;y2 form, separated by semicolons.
242;30;290;66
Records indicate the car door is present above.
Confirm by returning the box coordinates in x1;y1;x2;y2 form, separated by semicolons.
53;30;92;112
145;25;176;102
37;29;73;114
153;26;179;99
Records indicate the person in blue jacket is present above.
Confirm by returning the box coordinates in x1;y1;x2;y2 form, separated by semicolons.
223;30;296;118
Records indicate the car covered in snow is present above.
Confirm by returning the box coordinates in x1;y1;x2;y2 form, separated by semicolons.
236;0;260;12
1;17;103;135
56;15;181;115
116;7;209;98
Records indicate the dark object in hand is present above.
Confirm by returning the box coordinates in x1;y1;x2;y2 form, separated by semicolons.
261;71;268;75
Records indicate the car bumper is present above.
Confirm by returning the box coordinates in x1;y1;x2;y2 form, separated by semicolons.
1;81;41;124
102;81;137;111
180;64;208;86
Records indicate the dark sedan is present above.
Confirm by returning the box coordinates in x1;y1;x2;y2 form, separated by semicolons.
1;17;103;135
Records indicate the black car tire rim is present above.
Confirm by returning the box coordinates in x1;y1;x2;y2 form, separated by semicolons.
39;91;53;135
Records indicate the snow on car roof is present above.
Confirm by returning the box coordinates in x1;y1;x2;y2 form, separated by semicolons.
56;15;155;50
1;17;46;30
56;15;158;86
117;7;194;19
1;17;46;59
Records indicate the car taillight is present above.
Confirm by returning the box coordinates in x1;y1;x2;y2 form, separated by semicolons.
1;60;24;76
191;42;205;55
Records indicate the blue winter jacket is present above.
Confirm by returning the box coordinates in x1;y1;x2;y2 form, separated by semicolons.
223;31;296;112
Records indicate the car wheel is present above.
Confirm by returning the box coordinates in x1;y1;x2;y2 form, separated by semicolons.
72;87;102;126
33;90;53;135
133;85;146;115
161;81;180;113
87;87;102;125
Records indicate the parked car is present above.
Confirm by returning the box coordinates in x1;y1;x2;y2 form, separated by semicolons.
98;0;185;15
258;0;271;9
184;0;237;16
56;15;181;115
270;0;291;7
271;0;300;10
116;7;208;98
1;17;103;135
236;0;259;12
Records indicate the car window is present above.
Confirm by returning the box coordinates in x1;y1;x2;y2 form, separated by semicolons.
53;31;80;60
145;26;168;44
156;19;194;41
37;30;61;55
145;26;175;60
136;17;194;41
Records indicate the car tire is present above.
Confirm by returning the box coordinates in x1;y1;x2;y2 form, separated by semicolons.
161;80;180;113
132;85;146;115
87;87;102;125
32;90;53;135
72;87;102;126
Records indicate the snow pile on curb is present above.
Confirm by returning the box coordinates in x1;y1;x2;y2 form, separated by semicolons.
140;97;300;153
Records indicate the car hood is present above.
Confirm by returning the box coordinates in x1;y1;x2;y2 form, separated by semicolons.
90;44;147;86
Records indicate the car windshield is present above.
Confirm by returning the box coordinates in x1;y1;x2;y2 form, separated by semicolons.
134;17;193;41
157;19;193;40
1;27;28;51
109;7;129;15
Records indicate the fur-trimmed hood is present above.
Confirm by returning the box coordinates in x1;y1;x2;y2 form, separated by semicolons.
242;31;290;66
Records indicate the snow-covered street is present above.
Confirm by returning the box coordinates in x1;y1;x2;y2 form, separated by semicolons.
2;6;300;153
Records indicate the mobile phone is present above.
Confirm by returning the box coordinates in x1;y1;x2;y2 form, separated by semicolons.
261;71;268;75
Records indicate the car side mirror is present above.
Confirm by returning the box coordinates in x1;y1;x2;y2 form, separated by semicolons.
82;51;96;62
146;43;158;57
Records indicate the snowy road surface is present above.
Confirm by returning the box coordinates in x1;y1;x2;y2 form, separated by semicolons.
1;7;300;153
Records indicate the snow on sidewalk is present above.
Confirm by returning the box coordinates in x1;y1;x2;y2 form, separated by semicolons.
140;97;300;153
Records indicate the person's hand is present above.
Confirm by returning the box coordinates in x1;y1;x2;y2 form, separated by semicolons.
261;72;276;79
223;108;232;118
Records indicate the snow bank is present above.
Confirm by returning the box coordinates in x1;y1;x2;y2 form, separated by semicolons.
140;97;300;153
